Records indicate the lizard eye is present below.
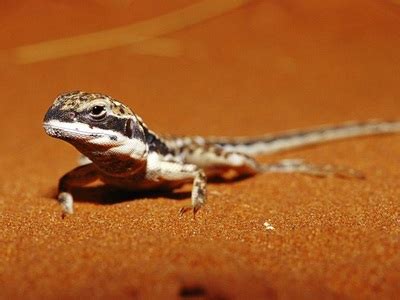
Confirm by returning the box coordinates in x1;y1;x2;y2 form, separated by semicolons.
89;105;107;120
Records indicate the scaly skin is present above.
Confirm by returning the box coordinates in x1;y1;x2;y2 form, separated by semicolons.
43;91;400;216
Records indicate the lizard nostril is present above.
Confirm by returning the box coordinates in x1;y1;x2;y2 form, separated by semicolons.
67;112;76;120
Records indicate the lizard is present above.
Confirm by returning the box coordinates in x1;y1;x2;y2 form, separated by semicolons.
43;91;400;217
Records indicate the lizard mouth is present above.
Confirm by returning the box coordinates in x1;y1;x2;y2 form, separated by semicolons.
43;120;147;159
43;122;111;141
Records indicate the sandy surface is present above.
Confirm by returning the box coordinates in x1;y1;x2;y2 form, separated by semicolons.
1;0;400;299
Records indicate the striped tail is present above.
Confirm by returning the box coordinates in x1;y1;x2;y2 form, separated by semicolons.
200;120;400;156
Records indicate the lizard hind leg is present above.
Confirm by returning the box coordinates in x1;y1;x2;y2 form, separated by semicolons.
261;159;365;179
210;151;364;179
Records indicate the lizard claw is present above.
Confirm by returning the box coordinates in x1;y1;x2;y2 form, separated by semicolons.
179;204;202;218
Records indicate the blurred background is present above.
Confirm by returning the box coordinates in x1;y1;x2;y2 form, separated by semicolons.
2;0;400;139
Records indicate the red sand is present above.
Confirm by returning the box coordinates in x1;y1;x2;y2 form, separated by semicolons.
1;1;400;298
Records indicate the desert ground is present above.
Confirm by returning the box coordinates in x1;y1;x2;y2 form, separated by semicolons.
0;0;400;298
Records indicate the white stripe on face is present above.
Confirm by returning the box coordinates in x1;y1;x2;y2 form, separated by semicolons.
44;119;148;160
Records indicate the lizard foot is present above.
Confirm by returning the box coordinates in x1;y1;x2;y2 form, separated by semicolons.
58;192;74;218
262;159;366;179
179;204;202;218
310;163;366;179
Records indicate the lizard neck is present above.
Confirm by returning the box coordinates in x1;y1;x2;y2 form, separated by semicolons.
142;125;172;155
74;141;148;177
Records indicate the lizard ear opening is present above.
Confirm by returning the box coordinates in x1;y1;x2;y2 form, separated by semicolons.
125;118;135;138
124;117;147;147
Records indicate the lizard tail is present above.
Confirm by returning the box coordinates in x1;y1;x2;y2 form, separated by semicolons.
197;119;400;156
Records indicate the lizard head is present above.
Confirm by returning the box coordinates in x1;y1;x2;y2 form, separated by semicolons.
43;91;148;174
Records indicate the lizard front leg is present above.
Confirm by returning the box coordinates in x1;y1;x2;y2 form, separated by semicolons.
146;156;207;216
58;163;99;216
180;169;207;216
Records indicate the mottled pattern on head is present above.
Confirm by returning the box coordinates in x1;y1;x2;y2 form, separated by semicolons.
45;90;177;173
45;91;150;176
54;91;134;117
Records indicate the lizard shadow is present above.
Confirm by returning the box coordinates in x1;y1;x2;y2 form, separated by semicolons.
49;186;192;205
47;175;253;205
